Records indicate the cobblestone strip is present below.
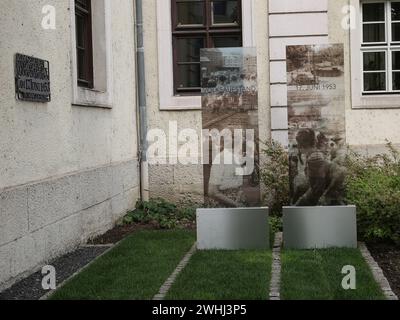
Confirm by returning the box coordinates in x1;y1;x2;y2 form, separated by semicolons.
359;242;398;301
153;242;197;300
269;232;283;301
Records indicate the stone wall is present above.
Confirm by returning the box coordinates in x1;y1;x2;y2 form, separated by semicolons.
0;0;140;288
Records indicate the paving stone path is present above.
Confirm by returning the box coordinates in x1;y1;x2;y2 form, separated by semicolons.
269;232;282;300
359;242;398;300
153;243;197;300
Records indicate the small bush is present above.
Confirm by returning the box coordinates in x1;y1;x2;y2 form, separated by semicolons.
260;140;290;216
259;139;400;245
121;198;196;230
345;143;400;245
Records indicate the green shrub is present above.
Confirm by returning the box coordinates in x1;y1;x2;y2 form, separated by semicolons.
270;216;283;234
121;198;196;230
259;139;400;245
345;143;400;245
260;140;290;216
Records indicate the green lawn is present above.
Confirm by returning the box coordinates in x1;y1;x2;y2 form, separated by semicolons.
281;248;385;300
49;227;384;301
50;230;195;300
166;250;272;300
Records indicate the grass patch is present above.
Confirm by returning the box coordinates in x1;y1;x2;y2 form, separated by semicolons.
281;248;385;300
50;230;195;300
166;250;272;300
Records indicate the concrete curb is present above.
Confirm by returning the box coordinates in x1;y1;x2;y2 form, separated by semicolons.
153;242;197;300
359;242;398;301
269;232;282;301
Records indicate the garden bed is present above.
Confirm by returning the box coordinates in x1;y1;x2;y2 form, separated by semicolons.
368;243;400;298
0;246;110;300
88;222;160;245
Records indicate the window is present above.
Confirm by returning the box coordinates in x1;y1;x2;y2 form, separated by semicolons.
361;1;400;94
71;0;113;108
75;0;94;88
172;0;242;94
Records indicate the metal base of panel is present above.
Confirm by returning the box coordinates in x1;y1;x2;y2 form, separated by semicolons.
283;206;357;249
197;208;269;250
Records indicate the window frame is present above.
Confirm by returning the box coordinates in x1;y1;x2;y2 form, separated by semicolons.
75;0;94;89
171;0;243;95
157;0;255;110
361;0;400;94
70;0;114;109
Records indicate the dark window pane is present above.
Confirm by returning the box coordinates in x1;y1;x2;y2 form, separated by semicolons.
76;0;90;10
363;3;385;22
363;52;386;71
177;38;204;62
392;22;400;41
76;15;85;47
75;0;93;88
393;51;400;70
177;64;201;88
392;2;400;21
363;23;385;43
393;72;400;90
364;72;386;91
77;50;85;79
213;36;241;48
212;1;239;24
177;1;204;25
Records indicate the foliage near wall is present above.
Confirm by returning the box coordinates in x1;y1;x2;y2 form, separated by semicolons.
259;140;400;245
345;143;400;245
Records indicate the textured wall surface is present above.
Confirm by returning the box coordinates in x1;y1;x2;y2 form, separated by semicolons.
0;0;140;288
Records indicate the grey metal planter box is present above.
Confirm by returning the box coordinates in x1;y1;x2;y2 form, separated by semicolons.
283;206;357;249
197;208;269;250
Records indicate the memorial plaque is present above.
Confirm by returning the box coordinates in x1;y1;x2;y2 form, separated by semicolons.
286;44;346;206
201;47;260;208
15;53;51;102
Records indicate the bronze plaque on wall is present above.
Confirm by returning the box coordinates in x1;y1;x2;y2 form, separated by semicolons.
286;44;346;206
15;53;51;103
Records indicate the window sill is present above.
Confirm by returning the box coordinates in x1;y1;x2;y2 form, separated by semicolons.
72;86;113;109
352;94;400;109
159;94;201;111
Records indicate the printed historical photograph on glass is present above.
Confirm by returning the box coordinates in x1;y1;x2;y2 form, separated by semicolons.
201;47;260;208
286;44;346;206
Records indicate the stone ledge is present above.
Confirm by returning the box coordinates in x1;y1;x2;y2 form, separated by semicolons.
359;242;399;301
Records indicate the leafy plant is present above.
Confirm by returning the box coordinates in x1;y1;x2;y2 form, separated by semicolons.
345;142;400;245
259;140;290;216
121;198;196;230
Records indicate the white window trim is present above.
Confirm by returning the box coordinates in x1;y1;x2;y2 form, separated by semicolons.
69;0;114;109
157;0;256;111
351;0;400;108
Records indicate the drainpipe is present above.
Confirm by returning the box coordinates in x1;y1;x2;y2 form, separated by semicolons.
135;0;150;201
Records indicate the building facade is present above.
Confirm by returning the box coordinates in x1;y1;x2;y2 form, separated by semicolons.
1;0;400;289
0;0;140;289
146;0;400;202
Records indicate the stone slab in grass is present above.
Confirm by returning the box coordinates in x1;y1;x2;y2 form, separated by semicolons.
50;230;195;300
281;248;386;300
166;250;272;300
